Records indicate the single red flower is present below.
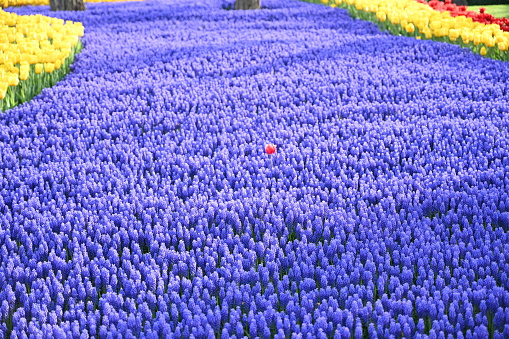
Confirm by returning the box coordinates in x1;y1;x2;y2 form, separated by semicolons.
265;144;276;155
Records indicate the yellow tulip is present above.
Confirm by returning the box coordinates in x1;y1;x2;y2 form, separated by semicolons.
482;35;495;48
8;74;19;87
480;47;487;56
437;27;448;38
44;63;54;73
19;70;29;81
429;21;441;31
35;63;43;74
423;28;432;40
377;11;387;22
473;34;481;45
461;31;471;44
388;12;400;25
20;63;29;73
0;86;7;100
448;29;460;42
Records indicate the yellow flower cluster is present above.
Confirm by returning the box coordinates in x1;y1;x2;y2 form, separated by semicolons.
323;0;509;60
0;0;139;6
0;9;83;99
0;0;45;5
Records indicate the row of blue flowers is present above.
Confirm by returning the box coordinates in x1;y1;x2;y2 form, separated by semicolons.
1;0;509;337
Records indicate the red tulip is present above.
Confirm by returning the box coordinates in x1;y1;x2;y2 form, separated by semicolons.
265;144;276;155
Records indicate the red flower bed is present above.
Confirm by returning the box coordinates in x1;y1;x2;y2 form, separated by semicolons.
418;0;509;31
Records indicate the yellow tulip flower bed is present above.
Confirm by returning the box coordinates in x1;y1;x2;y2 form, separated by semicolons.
0;10;83;111
310;0;509;62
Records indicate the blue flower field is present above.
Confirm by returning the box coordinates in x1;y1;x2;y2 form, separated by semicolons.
2;0;509;337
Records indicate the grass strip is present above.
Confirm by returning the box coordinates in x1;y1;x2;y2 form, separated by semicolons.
468;5;509;18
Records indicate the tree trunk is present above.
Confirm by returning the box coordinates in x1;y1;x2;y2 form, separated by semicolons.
50;0;86;11
234;0;260;10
